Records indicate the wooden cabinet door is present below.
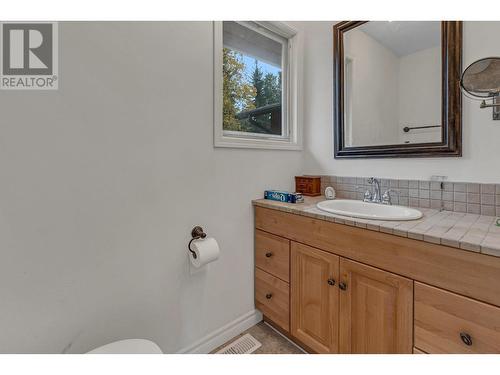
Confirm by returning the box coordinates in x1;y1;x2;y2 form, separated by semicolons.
291;242;339;353
339;258;413;354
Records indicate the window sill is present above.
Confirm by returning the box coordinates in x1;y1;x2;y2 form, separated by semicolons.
214;136;302;150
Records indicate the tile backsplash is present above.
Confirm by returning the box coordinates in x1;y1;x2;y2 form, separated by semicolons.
319;175;500;216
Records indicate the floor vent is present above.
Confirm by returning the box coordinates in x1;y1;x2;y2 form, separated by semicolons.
215;334;262;354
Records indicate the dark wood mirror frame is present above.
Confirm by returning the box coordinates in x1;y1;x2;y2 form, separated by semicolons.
333;21;463;158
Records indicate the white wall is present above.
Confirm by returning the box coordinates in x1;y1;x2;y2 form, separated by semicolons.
344;28;400;146
0;22;302;353
302;21;500;183
398;46;442;144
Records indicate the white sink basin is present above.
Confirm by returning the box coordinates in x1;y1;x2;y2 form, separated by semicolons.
316;199;422;221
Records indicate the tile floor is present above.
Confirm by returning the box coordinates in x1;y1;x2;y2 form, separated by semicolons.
212;321;304;354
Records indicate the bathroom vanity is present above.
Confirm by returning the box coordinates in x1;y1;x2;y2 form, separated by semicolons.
253;197;500;354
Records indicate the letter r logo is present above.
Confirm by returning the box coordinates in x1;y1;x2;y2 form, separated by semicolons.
2;23;53;75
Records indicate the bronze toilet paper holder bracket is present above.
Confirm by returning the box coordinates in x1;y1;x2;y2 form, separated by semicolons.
188;226;207;259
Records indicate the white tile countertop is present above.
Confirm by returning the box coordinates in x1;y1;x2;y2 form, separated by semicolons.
253;196;500;258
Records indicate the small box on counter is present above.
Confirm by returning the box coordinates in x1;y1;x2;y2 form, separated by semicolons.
295;175;321;196
264;190;304;203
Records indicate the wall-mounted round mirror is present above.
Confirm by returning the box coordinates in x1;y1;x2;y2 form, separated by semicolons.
461;57;500;98
460;57;500;120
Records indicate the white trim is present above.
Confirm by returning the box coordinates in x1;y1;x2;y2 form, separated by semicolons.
213;21;224;149
176;309;263;354
213;21;303;151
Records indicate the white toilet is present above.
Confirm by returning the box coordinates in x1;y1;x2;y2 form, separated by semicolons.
87;339;163;354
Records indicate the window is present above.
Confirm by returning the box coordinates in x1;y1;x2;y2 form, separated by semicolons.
214;21;302;150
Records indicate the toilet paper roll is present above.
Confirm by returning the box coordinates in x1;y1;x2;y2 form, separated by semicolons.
190;237;220;268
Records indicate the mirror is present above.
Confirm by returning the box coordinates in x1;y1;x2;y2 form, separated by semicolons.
344;22;442;146
334;21;463;158
461;57;500;120
461;57;500;97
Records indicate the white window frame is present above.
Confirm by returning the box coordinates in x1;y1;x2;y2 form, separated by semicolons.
213;21;302;150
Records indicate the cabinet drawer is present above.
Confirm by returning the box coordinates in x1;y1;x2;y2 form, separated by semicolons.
415;282;500;353
255;230;290;282
255;268;289;332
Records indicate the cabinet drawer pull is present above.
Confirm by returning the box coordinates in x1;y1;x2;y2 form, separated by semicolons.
265;293;273;299
265;252;273;258
460;332;473;346
339;282;347;291
327;278;336;286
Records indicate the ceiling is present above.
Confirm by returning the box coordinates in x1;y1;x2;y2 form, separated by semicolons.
359;21;441;57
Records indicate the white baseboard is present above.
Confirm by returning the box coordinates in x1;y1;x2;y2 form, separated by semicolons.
177;309;263;354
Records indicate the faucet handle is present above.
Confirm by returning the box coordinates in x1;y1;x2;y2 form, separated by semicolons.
363;190;372;202
382;189;400;205
355;186;372;202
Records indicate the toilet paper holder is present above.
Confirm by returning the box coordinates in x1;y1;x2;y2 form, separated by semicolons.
188;226;207;259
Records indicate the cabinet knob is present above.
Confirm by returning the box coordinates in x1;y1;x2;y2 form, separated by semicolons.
265;252;273;258
460;332;472;346
265;293;273;299
327;278;336;286
339;282;347;291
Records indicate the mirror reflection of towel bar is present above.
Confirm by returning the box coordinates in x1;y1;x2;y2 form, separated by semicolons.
403;125;441;132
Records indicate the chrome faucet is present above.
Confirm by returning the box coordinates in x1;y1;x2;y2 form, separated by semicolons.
367;177;382;203
361;177;400;205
